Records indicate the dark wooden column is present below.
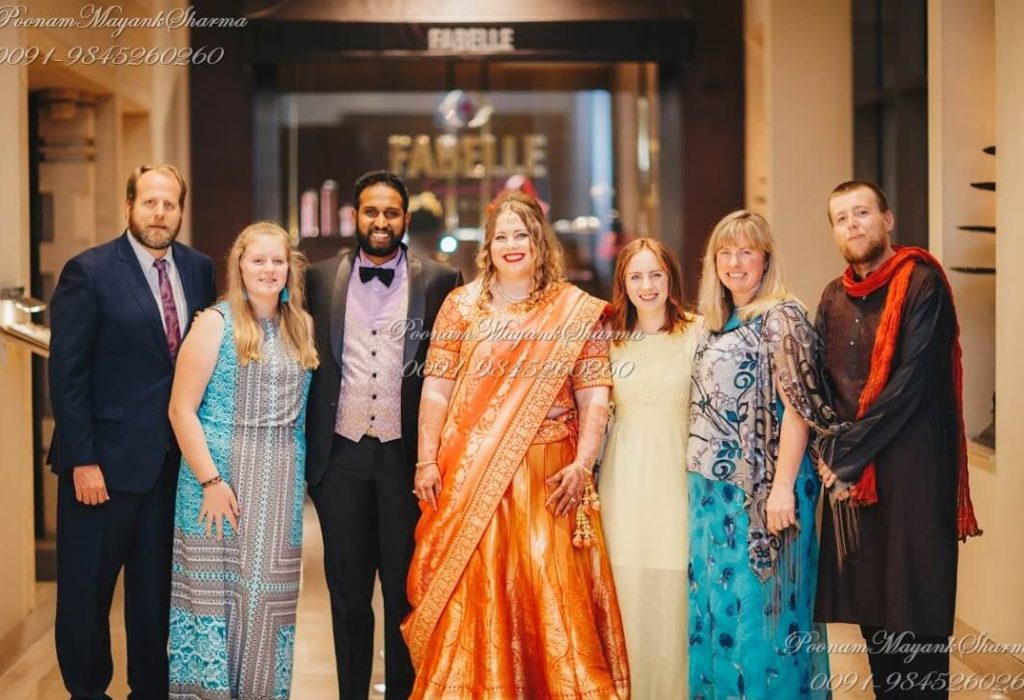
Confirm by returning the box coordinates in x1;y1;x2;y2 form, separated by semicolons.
679;0;745;301
190;0;253;288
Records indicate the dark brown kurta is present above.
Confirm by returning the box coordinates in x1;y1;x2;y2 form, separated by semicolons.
814;262;959;637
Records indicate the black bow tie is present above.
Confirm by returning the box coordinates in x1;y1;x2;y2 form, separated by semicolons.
359;265;395;287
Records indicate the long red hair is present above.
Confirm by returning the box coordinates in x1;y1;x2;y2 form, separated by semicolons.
609;238;691;344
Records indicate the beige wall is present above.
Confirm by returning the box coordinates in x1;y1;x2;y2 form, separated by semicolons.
0;29;37;643
745;0;850;310
0;2;191;643
928;0;997;437
955;0;1024;654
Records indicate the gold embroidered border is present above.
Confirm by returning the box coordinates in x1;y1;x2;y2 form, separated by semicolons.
406;288;607;665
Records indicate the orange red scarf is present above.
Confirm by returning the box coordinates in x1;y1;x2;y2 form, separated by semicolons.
842;245;981;540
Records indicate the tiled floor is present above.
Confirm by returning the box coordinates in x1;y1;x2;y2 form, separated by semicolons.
1;502;1020;698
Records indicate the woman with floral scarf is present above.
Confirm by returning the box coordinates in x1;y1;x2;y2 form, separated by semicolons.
687;210;841;699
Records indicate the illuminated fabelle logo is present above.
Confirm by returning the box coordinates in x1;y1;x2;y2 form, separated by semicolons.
426;27;515;53
388;134;548;180
388;88;547;180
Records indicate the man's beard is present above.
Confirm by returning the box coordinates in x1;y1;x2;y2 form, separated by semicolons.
357;226;403;257
128;213;180;250
841;235;888;267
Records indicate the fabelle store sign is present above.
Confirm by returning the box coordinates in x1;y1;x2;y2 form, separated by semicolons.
385;26;548;181
388;134;547;180
426;27;515;53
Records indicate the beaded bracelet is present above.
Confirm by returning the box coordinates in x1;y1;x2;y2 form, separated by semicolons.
200;475;223;489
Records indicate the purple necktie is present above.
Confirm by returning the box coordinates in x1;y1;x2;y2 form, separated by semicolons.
154;258;182;360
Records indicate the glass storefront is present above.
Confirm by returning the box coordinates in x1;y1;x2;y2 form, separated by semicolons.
253;61;669;299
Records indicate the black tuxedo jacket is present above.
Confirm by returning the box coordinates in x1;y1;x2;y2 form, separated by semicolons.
48;232;217;492
305;246;462;485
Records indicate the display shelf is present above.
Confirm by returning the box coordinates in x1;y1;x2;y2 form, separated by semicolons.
967;439;995;473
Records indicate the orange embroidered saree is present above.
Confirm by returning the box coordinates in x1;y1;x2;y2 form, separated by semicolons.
402;282;630;699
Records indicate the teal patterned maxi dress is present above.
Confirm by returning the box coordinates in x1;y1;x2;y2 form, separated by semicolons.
686;305;834;700
169;302;311;699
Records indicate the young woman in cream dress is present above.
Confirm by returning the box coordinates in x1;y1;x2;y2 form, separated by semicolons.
600;238;700;699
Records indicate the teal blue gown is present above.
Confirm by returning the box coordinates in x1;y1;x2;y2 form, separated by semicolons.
168;302;311;699
687;310;831;699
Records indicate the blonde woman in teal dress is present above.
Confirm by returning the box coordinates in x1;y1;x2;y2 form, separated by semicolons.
167;222;318;699
601;238;700;698
686;211;840;699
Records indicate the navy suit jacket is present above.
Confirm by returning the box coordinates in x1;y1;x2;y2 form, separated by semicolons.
48;232;217;493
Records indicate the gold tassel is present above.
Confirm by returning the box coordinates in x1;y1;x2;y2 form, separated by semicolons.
572;482;600;548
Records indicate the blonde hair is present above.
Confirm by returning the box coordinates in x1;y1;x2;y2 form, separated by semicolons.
475;191;565;308
697;210;800;332
224;222;319;369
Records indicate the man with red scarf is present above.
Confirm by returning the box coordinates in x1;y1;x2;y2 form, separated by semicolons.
814;180;980;699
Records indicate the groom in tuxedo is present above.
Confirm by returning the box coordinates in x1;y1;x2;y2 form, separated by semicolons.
305;171;461;699
49;164;216;699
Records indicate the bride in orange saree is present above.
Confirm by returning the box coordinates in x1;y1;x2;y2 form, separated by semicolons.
402;192;630;699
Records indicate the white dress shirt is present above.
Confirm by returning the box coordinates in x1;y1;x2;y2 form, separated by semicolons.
125;230;188;336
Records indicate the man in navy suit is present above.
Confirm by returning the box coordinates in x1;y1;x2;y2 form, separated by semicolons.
48;164;216;699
